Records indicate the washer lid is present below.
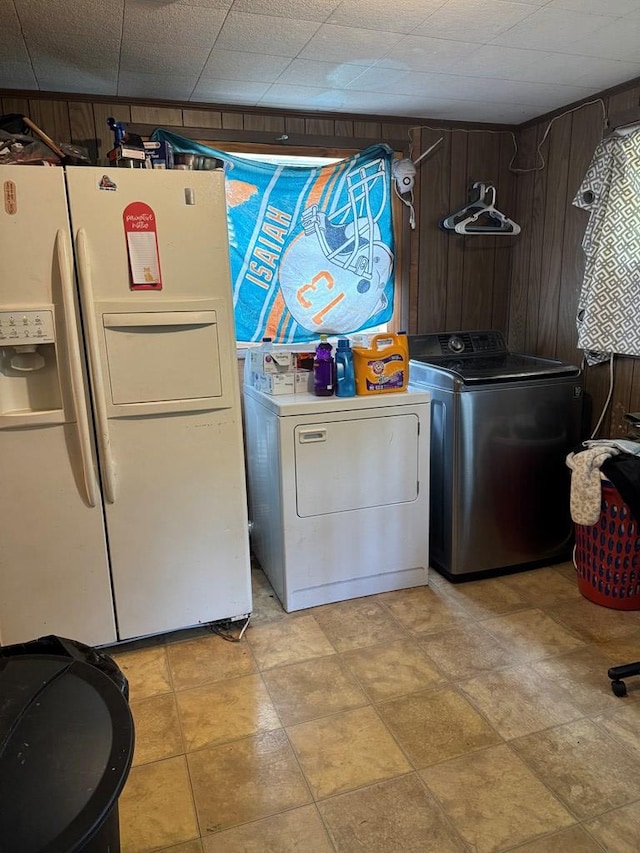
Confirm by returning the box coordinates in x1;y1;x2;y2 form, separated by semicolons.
0;654;134;853
410;352;581;383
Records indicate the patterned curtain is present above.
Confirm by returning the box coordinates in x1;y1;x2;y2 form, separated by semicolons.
152;130;395;342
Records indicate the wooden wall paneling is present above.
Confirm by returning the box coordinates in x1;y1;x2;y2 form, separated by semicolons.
507;125;538;350
243;114;285;133
381;122;412;147
335;120;354;137
407;128;421;334
416;129;451;332
129;105;182;126
603;86;640;436
27;99;71;144
491;131;518;333
305;118;334;136
285;116;305;134
68;101;98;163
1;96;30;116
535;112;571;358
221;112;244;130
182;109;222;128
444;130;468;329
92;102;131;166
524;124;547;353
353;121;381;139
555;101;604;367
460;132;498;330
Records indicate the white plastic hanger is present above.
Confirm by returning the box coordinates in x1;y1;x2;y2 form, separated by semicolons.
441;182;520;236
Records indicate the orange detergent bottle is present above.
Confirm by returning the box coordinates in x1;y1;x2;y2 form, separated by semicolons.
352;332;409;395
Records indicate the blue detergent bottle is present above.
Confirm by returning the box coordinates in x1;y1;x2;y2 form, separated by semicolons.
335;337;356;397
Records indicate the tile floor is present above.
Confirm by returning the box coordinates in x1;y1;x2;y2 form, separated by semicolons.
110;562;640;853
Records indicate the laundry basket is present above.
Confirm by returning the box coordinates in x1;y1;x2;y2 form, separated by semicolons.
574;480;640;610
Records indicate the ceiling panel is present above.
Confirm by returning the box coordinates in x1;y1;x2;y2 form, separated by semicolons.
0;0;638;125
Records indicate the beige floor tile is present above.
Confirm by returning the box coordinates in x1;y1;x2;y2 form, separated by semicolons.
246;614;335;669
532;645;636;715
287;706;411;799
176;673;280;751
421;744;573;853
546;597;640;644
377;586;470;635
312;597;406;652
552;561;578;582
419;624;515;681
504;825;601;852
166;633;256;691
481;608;585;662
593;704;640;758
202;805;333;852
157;842;203;853
318;773;466;852
436;575;530;619
500;566;580;606
511;719;640;820
458;664;582;740
262;655;367;726
130;693;184;766
112;645;172;701
378;686;502;768
341;638;445;703
119;755;199;853
595;635;640;669
187;730;311;834
584;800;640;852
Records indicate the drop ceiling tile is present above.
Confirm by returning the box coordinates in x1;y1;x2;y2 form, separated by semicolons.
214;11;320;56
413;0;536;42
33;67;118;96
275;58;367;88
120;40;210;75
201;49;291;82
123;1;226;47
566;19;640;61
15;0;123;37
117;71;197;100
491;7;612;50
0;35;29;63
0;60;38;90
299;24;403;65
459;44;640;89
191;78;271;103
231;0;340;23
27;33;121;70
545;0;639;15
327;0;445;34
380;35;481;73
258;84;345;111
421;98;539;122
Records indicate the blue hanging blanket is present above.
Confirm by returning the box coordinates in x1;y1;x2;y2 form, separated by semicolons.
152;129;395;342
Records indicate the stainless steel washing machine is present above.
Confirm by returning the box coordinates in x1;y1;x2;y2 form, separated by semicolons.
409;330;583;579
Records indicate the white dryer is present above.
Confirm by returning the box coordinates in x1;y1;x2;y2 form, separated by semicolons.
243;386;431;612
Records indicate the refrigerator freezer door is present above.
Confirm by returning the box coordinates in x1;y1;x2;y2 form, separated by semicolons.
66;168;251;639
0;166;116;646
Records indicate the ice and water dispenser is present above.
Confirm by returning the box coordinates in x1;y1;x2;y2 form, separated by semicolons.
0;309;64;424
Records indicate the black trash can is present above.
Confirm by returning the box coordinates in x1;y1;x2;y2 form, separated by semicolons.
0;636;135;853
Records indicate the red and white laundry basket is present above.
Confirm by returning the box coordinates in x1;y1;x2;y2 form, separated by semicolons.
574;480;640;610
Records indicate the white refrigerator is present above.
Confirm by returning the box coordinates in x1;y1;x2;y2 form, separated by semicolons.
0;165;251;647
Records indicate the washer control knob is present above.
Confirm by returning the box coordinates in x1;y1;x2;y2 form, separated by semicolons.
448;336;465;354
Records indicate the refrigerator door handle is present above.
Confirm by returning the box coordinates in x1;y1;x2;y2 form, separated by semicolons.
56;228;99;509
75;227;117;504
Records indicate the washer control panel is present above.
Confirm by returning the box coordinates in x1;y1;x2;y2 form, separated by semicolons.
0;310;55;344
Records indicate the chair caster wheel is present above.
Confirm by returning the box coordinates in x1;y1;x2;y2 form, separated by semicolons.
611;680;627;698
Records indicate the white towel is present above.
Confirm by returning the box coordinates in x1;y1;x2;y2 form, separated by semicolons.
566;446;620;525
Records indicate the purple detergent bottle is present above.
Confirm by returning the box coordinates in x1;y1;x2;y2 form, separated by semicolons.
313;334;334;396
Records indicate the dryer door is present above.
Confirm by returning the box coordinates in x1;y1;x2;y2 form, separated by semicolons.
294;413;419;517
